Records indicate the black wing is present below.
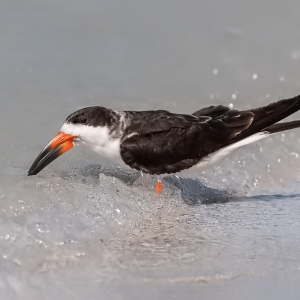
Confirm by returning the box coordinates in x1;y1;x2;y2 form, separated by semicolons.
192;95;300;146
121;96;300;174
123;110;210;134
192;105;230;118
228;95;300;145
120;110;253;174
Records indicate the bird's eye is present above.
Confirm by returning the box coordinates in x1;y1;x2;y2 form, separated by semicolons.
81;117;87;124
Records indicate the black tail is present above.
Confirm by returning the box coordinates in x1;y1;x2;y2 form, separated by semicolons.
228;95;300;145
265;120;300;134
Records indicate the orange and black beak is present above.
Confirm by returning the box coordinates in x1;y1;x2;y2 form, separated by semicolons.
28;132;75;175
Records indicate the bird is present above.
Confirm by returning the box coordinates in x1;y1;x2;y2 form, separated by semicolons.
28;95;300;192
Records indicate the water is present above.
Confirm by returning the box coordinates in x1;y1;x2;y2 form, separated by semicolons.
1;0;300;299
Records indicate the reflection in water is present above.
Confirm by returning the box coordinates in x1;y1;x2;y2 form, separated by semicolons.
164;176;229;204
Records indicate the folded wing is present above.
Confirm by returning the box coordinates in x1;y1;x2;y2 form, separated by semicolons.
120;109;254;174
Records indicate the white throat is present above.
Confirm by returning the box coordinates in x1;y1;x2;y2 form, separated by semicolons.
61;123;126;167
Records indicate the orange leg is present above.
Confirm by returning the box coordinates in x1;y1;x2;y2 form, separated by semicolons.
155;179;162;193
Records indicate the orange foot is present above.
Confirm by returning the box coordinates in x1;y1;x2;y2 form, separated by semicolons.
155;180;162;193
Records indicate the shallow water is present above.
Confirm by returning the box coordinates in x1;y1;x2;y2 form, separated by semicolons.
1;0;300;299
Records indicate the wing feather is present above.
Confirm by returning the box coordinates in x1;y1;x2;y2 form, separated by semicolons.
120;110;254;174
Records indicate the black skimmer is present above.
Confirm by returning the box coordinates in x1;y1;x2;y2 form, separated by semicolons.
28;95;300;192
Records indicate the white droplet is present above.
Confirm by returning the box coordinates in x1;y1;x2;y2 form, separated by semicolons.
229;103;233;109
231;94;237;100
279;76;285;82
213;69;219;75
252;73;258;80
278;158;281;163
291;152;299;158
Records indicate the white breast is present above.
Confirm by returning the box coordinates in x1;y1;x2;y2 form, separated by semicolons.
61;123;128;168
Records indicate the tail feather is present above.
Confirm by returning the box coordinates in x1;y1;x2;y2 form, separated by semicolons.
265;120;300;134
228;95;300;145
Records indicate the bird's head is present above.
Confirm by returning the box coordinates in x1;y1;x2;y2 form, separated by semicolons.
28;106;116;175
